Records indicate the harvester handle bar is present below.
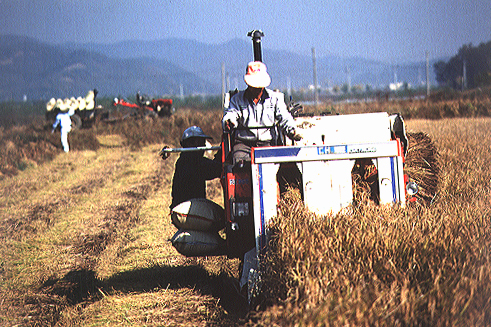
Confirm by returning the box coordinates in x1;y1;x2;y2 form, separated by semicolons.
159;145;221;160
160;145;221;154
235;124;276;130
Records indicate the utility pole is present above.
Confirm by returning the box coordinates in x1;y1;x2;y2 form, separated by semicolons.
287;76;292;98
346;66;351;94
462;59;467;91
312;47;319;108
426;51;430;99
221;63;226;109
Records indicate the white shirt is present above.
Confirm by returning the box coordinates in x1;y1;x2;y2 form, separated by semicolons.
53;111;72;131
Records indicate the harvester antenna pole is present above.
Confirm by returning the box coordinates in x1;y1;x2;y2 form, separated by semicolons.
247;30;264;62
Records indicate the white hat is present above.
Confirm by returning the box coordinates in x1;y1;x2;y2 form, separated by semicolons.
244;61;271;88
85;90;94;101
55;98;63;109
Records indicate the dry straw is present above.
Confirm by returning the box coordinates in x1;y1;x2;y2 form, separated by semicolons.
259;186;491;326
405;132;439;205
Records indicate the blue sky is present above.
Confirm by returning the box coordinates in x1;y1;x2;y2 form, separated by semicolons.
2;0;490;63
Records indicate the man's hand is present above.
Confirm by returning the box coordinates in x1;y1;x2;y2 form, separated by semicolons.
159;146;170;160
288;130;303;141
224;119;236;132
292;132;303;141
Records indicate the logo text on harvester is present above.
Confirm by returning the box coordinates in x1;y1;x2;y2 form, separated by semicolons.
229;179;250;186
349;146;377;154
317;146;346;155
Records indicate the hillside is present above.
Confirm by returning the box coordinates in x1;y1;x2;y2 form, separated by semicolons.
68;37;441;91
0;34;442;102
0;35;215;101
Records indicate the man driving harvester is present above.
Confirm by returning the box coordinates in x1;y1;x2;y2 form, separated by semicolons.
221;59;302;298
222;61;302;165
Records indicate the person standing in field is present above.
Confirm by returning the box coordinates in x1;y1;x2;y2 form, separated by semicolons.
51;108;74;153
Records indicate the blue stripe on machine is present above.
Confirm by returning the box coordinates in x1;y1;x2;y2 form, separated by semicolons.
258;163;267;253
254;147;301;159
390;157;397;203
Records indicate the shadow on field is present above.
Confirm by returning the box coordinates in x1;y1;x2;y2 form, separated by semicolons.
103;264;249;318
42;264;249;322
42;269;100;305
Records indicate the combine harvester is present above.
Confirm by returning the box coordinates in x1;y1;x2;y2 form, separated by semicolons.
164;30;435;306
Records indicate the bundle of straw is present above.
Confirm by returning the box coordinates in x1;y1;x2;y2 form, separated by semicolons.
404;132;440;205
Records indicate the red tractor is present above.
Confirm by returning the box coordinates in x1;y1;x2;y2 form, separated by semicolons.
113;92;174;118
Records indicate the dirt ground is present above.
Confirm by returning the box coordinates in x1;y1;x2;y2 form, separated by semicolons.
0;135;251;326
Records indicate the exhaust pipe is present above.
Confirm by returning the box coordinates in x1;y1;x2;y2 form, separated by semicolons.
247;30;264;62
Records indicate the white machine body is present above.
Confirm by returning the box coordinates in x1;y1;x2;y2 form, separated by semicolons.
250;112;406;254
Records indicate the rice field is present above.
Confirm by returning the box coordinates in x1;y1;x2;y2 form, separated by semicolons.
258;117;491;326
0;94;490;325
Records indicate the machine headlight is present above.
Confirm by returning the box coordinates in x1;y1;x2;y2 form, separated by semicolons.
233;202;249;217
406;181;419;196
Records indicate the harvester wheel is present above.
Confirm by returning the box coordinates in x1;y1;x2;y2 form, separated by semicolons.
71;114;83;130
157;105;173;117
144;110;158;119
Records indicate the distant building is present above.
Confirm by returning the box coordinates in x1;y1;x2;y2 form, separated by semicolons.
389;82;404;91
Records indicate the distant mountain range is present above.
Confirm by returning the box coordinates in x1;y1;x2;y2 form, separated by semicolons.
0;35;443;101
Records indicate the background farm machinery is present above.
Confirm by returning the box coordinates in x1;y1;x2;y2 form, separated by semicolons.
113;92;174;119
46;89;174;128
45;89;100;129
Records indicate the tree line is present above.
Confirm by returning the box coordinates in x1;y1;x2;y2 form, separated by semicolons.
434;40;491;90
